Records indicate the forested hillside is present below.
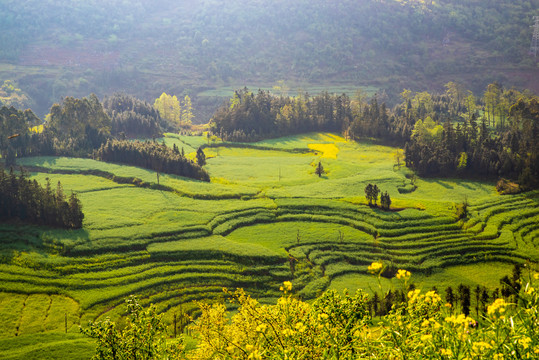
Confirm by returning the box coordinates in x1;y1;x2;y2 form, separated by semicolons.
1;0;538;118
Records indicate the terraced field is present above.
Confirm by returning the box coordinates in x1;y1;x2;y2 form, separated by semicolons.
1;133;537;358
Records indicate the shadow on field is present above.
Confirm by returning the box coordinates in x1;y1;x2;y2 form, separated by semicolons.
0;224;90;261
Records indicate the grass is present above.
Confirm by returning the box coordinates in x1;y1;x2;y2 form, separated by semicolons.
1;132;538;358
0;333;94;360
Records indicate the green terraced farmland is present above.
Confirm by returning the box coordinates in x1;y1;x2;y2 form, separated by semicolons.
2;133;538;359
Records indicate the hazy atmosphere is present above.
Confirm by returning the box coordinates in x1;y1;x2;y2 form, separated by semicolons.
1;1;538;359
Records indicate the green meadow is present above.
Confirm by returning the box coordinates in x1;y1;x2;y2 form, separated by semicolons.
1;132;538;358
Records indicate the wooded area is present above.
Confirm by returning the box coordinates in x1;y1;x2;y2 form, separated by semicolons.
0;167;83;229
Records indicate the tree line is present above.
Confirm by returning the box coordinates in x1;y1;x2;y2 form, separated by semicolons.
210;84;538;189
94;139;210;182
0;166;83;229
102;93;164;139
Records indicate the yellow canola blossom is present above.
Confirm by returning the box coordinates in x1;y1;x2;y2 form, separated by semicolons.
472;341;492;354
518;336;531;349
487;298;507;318
308;143;340;159
395;269;411;280
440;348;453;356
368;262;383;273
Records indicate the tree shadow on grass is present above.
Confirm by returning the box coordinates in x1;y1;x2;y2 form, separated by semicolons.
0;223;90;262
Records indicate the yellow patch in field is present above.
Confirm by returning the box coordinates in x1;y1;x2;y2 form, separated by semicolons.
308;143;339;159
29;124;44;133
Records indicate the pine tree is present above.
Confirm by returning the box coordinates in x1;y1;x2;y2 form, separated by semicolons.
315;161;325;177
196;147;206;166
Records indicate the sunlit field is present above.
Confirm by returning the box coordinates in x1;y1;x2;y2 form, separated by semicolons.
2;133;538;358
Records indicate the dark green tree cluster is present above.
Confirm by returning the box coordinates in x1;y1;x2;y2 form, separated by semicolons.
95;140;210;182
211;88;353;141
365;184;391;210
364;184;380;207
0;167;83;229
102;93;163;138
195;147;206;166
380;191;391;210
0;106;41;165
45;94;111;156
404;96;538;189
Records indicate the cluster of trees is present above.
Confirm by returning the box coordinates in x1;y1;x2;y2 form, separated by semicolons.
364;183;391;210
94;140;210;182
0;167;83;229
404;92;538;189
0;105;41;165
211;88;357;141
103;93;163;138
153;93;194;129
212;83;538;189
45;94;111;156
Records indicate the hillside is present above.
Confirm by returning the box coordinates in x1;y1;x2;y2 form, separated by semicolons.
0;133;537;358
1;0;538;118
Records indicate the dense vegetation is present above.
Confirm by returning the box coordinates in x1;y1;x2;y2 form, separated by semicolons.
83;267;539;359
0;167;83;229
95;139;210;182
102;93;163;139
1;132;538;359
210;85;539;188
1;0;538;117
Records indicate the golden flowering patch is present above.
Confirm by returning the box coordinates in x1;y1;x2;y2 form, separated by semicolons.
487;298;507;318
518;336;531;349
308;143;339;159
395;269;411;280
440;348;452;356
368;261;383;273
472;341;492;354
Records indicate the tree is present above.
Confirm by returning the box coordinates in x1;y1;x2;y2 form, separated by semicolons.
196;147;206;166
181;95;194;126
380;191;391;210
315;161;325;177
445;286;455;309
154;93;182;129
364;183;380;206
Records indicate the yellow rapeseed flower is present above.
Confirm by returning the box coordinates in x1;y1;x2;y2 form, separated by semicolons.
472;341;492;354
487;298;507;317
256;324;267;333
518;337;531;349
318;313;329;321
424;290;442;304
295;322;307;333
420;334;432;342
283;281;293;291
282;328;295;337
368;262;383;273
396;269;411;280
440;348;452;356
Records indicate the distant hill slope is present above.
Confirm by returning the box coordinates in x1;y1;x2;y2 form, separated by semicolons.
0;0;538;118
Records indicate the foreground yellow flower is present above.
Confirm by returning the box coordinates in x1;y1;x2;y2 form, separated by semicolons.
395;269;411;280
368;261;383;273
283;281;293;291
487;298;507;317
